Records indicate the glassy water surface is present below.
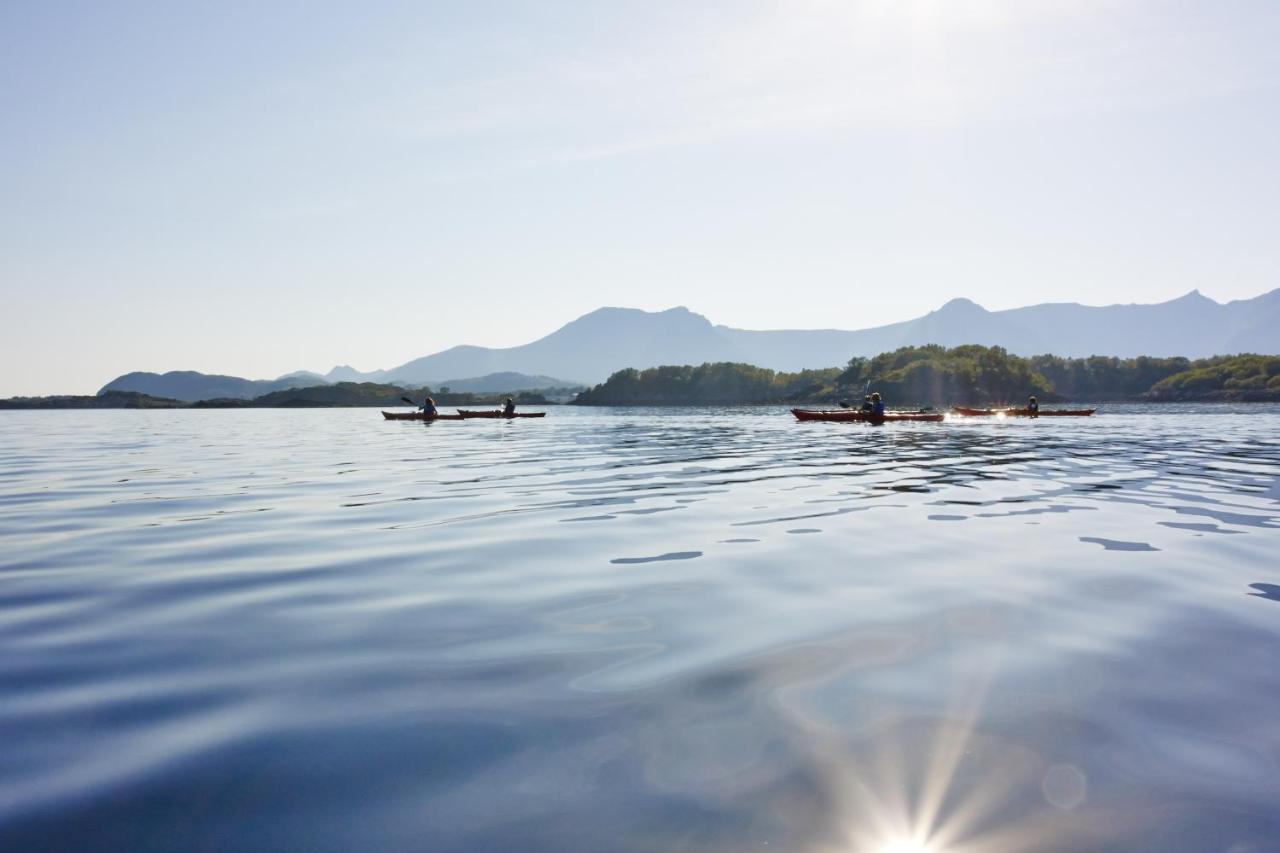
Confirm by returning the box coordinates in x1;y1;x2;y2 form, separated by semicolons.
2;405;1278;851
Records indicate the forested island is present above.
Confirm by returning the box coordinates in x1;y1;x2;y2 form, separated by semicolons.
572;347;1280;406
0;384;558;410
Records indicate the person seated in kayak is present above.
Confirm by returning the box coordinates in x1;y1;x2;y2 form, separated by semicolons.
870;392;885;417
502;397;516;416
859;395;874;413
421;396;438;417
1027;395;1039;414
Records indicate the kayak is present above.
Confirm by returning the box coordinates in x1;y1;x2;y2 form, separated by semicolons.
456;410;547;419
792;408;945;423
382;411;466;421
952;406;1096;417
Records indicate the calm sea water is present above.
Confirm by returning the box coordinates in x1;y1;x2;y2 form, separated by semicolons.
2;405;1278;852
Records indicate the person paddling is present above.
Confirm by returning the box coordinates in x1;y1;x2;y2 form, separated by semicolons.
1027;395;1039;416
421;396;438;418
870;392;886;417
502;397;516;417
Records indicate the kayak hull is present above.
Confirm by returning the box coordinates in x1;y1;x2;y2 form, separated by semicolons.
792;408;944;423
382;411;466;421
456;410;547;419
953;406;1096;417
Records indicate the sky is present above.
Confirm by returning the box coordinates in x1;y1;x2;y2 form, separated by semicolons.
2;0;1279;395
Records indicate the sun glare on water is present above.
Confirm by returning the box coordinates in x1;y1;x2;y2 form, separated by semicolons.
878;839;935;853
811;659;1076;853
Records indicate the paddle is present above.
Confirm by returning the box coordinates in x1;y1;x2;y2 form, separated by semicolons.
837;378;872;409
402;395;438;417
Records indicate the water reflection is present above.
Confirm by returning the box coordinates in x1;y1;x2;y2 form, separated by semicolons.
1078;536;1160;552
1247;582;1280;602
1;405;1279;851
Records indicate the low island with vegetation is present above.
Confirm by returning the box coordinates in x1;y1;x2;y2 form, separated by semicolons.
0;383;561;410
571;347;1280;406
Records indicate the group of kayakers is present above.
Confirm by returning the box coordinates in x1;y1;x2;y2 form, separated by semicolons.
416;391;1039;419
419;396;516;416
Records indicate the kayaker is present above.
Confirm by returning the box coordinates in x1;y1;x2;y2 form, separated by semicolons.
870;392;885;417
503;397;516;416
1027;395;1039;415
421;396;438;417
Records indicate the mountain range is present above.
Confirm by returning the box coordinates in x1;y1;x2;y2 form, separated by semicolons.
98;370;581;403
100;288;1280;400
345;288;1280;383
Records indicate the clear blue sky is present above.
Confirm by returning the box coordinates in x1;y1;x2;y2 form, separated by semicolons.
3;0;1279;395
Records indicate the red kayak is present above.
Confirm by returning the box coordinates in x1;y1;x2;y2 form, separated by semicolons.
792;408;945;423
456;410;547;419
952;406;1095;417
382;411;466;421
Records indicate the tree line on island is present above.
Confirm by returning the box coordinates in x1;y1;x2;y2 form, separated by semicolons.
570;347;1280;406
4;347;1278;409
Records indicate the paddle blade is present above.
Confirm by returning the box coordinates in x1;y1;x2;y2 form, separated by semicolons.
401;396;416;406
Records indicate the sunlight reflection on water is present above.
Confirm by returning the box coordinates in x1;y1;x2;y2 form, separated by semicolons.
1;404;1279;851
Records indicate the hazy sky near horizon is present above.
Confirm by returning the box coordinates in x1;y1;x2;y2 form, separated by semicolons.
3;1;1279;394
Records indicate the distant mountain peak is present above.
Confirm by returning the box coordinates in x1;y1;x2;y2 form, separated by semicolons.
277;370;326;382
564;305;715;331
578;304;703;320
935;297;989;314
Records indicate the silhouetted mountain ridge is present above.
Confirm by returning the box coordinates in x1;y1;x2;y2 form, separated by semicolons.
98;371;316;402
99;370;582;402
100;289;1280;395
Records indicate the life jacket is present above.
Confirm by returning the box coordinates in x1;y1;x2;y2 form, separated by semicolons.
872;400;886;416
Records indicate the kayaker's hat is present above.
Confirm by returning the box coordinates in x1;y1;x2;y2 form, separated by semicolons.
871;392;881;400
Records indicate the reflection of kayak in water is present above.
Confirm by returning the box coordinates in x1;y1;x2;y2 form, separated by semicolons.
381;411;466;420
791;408;945;423
953;407;1096;417
455;410;547;419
